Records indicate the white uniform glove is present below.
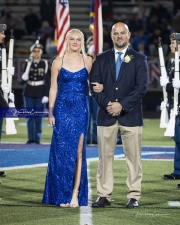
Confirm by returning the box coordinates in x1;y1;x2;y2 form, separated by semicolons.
22;72;29;81
170;109;175;117
29;55;33;62
172;78;180;89
7;67;15;76
8;92;15;103
42;96;49;103
1;84;10;94
160;101;167;110
160;77;169;88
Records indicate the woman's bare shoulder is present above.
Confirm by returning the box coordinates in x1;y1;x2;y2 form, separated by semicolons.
83;55;93;73
52;56;63;68
84;55;92;64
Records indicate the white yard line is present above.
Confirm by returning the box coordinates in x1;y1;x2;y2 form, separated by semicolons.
0;163;48;170
80;161;93;225
0;161;94;225
168;201;180;207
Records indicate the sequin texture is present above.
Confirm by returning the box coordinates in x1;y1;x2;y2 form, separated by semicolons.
42;67;89;206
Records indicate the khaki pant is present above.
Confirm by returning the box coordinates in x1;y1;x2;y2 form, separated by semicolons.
96;122;142;201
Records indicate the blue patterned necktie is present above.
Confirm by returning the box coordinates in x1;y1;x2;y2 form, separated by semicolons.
116;52;123;80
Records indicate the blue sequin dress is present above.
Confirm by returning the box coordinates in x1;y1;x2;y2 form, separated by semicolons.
42;59;89;206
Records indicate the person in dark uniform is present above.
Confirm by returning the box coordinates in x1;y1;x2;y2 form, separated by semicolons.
21;41;50;144
86;36;98;144
160;33;180;182
0;24;15;181
160;34;176;118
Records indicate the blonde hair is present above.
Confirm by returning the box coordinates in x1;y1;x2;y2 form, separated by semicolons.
66;29;86;55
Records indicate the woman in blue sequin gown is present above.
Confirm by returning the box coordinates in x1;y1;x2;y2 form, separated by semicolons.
42;29;92;207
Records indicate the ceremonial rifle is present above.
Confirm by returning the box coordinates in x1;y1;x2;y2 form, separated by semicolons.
7;30;18;121
1;40;8;103
1;39;17;135
7;30;14;96
158;37;169;128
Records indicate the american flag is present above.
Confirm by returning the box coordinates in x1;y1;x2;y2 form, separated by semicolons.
89;0;103;55
55;0;70;56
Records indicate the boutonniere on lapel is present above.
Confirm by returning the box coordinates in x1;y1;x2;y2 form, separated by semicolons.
124;55;134;63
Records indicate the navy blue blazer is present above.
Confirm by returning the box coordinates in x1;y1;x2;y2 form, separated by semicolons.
90;47;148;127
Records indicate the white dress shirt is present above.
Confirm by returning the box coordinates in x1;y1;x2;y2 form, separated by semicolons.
114;47;128;62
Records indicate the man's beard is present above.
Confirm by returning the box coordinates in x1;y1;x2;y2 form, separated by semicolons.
114;41;128;49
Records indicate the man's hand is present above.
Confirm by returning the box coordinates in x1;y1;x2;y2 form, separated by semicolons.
7;67;15;76
91;82;103;92
106;102;122;117
1;84;10;94
172;78;180;89
160;77;169;88
42;96;49;103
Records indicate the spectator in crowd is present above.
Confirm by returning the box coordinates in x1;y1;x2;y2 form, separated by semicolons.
128;13;143;36
147;14;161;35
0;7;14;43
172;0;180;15
103;25;113;48
37;21;54;49
171;9;180;32
40;0;55;27
149;28;169;57
112;13;126;26
13;15;27;40
131;29;149;55
45;31;57;58
24;8;41;35
149;1;171;24
102;0;113;22
132;0;150;32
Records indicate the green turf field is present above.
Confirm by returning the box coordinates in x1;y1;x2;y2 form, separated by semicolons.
0;119;179;225
1;118;52;144
1;118;174;146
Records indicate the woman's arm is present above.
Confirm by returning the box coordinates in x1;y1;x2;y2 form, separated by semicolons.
85;55;93;74
48;57;62;126
86;55;104;92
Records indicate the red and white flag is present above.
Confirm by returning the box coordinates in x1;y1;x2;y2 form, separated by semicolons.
55;0;70;56
89;0;103;55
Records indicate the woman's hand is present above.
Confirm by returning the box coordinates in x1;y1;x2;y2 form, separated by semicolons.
91;82;104;92
48;116;55;126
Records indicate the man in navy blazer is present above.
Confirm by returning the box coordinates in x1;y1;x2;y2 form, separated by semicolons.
90;22;148;208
